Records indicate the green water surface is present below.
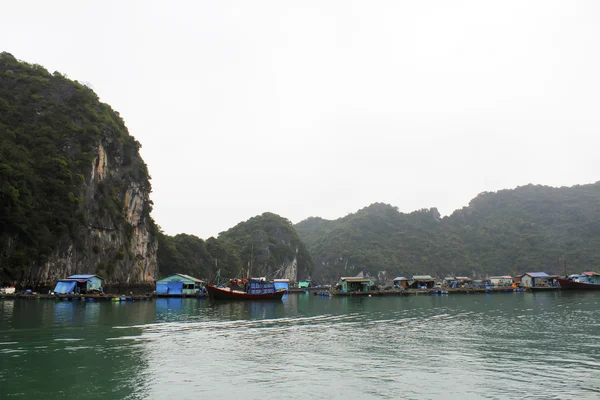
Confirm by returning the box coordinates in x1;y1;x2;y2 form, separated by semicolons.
1;292;599;399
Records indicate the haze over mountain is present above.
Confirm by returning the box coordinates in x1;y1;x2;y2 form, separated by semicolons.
3;1;599;239
296;183;600;282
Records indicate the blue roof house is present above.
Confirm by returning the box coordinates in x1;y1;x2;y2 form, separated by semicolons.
520;272;550;287
156;274;205;296
53;274;104;294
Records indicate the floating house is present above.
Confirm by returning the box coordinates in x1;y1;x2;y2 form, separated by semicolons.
489;276;513;286
520;272;551;287
53;274;104;294
274;279;290;291
409;275;436;289
456;276;472;283
392;277;409;289
442;276;456;285
443;276;472;288
156;274;205;296
338;277;375;293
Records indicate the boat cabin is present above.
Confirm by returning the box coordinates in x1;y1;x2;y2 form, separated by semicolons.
338;277;375;293
247;278;277;294
520;272;551;287
409;275;436;289
570;272;600;284
156;274;205;296
53;274;103;294
273;279;290;291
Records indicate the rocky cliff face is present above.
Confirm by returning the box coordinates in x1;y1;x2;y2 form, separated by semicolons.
33;143;158;287
0;52;157;287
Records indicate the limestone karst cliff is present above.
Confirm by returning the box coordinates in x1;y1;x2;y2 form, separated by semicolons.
0;52;157;287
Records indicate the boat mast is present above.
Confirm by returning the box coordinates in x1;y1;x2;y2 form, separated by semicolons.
247;244;253;280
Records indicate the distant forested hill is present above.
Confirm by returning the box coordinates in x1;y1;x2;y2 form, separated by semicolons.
296;183;600;283
157;212;313;282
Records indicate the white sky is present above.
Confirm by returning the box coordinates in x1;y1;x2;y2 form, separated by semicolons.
3;1;600;238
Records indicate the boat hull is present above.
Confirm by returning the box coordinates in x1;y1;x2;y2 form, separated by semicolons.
557;278;600;290
206;285;286;300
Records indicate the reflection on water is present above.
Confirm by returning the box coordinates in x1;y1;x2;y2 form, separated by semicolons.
1;292;599;399
0;300;157;399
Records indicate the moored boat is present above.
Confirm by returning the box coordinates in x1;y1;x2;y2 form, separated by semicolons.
206;278;286;300
558;272;600;290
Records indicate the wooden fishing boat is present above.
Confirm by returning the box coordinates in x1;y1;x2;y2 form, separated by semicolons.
206;278;286;300
558;272;600;290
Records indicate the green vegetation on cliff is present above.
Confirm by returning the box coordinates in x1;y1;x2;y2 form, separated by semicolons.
296;183;600;282
157;232;240;280
0;52;157;285
157;213;313;282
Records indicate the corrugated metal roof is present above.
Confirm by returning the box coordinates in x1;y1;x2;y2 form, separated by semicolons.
524;272;550;278
67;274;102;280
489;276;512;279
340;277;373;282
392;277;408;281
412;275;434;280
175;273;204;283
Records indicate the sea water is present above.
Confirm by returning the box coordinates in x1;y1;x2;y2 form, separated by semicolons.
1;292;599;399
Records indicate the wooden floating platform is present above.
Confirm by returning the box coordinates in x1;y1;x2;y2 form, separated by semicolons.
322;287;530;296
1;293;211;301
439;287;528;294
328;289;416;297
287;287;325;293
155;293;208;299
529;286;561;292
0;293;154;301
56;294;155;302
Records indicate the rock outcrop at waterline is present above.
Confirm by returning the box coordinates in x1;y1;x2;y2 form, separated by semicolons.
0;52;158;287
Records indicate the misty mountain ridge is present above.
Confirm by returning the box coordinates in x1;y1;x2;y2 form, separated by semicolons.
295;182;600;283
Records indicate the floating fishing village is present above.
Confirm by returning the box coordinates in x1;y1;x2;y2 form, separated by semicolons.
1;270;599;302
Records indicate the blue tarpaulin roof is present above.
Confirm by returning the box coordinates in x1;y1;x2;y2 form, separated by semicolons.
54;281;77;294
67;274;101;280
524;272;550;278
274;281;289;290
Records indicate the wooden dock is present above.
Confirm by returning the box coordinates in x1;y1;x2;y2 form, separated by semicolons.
0;293;154;301
320;286;530;297
156;293;208;298
529;286;561;292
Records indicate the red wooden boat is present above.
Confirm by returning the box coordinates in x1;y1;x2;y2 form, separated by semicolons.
206;278;286;300
558;272;600;290
558;278;600;290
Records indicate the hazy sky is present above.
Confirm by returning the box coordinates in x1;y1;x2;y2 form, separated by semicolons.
3;1;600;238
